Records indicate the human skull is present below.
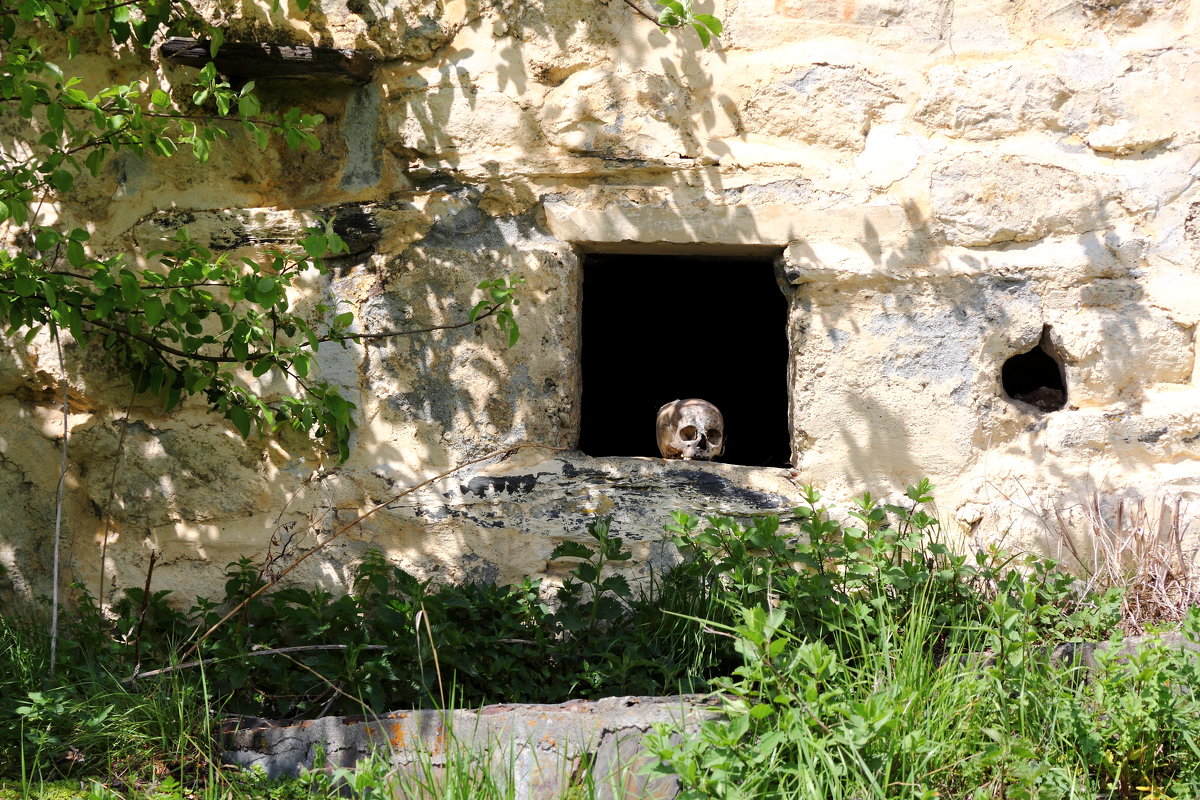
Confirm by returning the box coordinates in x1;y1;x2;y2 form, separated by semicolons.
656;399;725;461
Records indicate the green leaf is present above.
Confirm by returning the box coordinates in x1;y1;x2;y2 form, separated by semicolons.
237;93;260;118
749;703;774;720
34;229;60;250
143;297;164;327
84;148;105;177
151;88;170;108
249;123;269;149
13;275;37;297
333;311;353;328
229;405;251;438
50;169;74;192
301;233;327;257
192;132;211;162
46;102;64;132
692;22;711;46
549;541;593;560
120;272;142;303
694;13;723;33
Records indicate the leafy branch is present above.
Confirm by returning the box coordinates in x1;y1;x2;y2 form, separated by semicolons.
1;0;525;462
620;0;723;47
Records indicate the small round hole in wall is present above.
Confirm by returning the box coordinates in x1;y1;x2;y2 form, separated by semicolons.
1002;327;1067;413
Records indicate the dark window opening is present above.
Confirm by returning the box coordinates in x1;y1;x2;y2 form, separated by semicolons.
578;253;790;467
1002;326;1067;413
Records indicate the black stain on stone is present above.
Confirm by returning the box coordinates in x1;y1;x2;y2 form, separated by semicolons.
671;470;787;510
1138;428;1168;444
461;474;538;497
460;553;501;583
559;461;608;481
331;205;382;254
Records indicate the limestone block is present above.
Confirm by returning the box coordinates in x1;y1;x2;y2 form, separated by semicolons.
914;62;1070;140
930;154;1109;246
352;209;580;469
726;0;953;50
542;68;698;159
194;0;470;59
388;79;544;161
546;193;911;252
72;418;271;530
1058;304;1194;406
0;397;87;603
855;126;927;189
348;454;800;589
789;281;1000;492
1084;120;1173;156
1042;404;1200;464
1083;49;1200;154
735;63;901;151
224;694;722;800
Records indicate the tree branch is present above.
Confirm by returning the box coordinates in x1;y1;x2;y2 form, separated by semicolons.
621;0;686;27
179;443;570;661
123;643;388;683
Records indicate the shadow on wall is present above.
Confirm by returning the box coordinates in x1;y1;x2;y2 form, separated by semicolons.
0;0;746;600
780;184;1171;498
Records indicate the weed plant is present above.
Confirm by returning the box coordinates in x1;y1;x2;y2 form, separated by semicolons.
2;480;1198;798
644;481;1200;799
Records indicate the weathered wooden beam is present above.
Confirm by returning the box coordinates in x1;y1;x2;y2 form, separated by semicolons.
161;37;377;84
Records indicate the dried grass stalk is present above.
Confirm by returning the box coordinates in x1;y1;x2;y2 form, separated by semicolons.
1050;491;1199;634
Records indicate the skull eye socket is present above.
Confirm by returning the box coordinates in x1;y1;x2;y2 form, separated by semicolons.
679;425;699;441
706;429;722;444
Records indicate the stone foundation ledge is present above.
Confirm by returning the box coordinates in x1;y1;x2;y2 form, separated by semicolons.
222;694;723;800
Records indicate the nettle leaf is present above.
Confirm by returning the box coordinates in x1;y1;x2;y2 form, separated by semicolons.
599;575;631;598
550;541;593;560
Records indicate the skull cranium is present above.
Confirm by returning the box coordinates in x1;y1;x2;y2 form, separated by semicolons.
656;399;725;461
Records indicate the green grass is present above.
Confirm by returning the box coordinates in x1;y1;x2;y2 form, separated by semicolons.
3;481;1198;798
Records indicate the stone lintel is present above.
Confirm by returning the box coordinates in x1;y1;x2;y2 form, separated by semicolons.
543;200;911;255
782;234;1129;285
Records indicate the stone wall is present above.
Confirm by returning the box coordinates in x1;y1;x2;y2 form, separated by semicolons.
3;0;1200;605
